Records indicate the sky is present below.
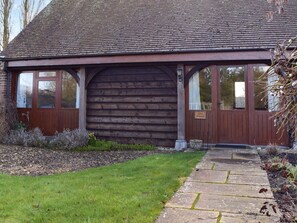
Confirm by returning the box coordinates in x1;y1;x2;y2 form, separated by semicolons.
10;0;52;40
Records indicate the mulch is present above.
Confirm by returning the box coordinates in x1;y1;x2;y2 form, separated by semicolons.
0;144;171;176
259;150;297;223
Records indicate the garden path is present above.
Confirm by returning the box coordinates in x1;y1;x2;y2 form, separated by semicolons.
156;148;281;223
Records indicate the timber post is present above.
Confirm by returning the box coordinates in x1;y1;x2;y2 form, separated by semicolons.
175;64;187;150
79;67;87;130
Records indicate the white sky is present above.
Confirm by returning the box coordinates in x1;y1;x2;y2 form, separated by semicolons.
11;0;52;39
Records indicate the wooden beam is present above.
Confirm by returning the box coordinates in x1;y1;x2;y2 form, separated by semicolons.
7;51;271;68
64;68;80;85
175;64;187;150
79;68;87;130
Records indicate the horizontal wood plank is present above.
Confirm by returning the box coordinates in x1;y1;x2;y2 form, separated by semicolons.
87;103;177;110
87;88;176;96
87;109;177;117
87;116;177;125
87;96;177;103
87;123;177;132
88;81;175;89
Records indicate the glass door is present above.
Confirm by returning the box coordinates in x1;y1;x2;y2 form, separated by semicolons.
217;66;249;144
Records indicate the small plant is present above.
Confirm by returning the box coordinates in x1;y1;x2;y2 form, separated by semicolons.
13;121;27;131
2;128;47;147
88;132;97;146
266;144;279;156
49;129;89;150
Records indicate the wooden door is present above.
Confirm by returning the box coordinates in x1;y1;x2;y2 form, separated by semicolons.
217;66;249;144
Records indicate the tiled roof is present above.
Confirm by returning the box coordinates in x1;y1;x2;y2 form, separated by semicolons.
3;0;297;59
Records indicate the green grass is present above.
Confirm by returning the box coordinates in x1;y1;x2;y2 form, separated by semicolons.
78;139;156;151
0;152;204;223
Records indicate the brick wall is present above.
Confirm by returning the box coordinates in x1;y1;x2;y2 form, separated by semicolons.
0;61;7;105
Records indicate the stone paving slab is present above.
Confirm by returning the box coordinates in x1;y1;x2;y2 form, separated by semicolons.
232;152;262;162
156;208;219;223
165;193;197;209
156;148;281;223
220;213;280;223
213;163;263;171
187;169;228;183
228;174;270;186
178;181;274;198
195;194;279;216
195;162;214;170
231;170;268;176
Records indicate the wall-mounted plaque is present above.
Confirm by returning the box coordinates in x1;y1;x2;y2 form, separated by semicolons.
195;111;206;120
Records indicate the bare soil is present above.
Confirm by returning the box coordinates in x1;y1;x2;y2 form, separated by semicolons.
259;150;297;222
0;144;171;176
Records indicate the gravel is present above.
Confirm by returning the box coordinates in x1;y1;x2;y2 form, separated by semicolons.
0;144;168;176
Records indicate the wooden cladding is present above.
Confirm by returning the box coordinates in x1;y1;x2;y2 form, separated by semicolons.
87;66;177;147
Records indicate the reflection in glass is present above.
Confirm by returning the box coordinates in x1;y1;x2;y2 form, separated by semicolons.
189;67;212;110
38;81;56;108
39;71;56;77
254;66;278;111
17;73;33;108
220;66;245;110
61;71;79;108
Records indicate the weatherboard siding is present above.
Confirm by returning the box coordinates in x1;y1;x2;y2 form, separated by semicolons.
86;66;177;147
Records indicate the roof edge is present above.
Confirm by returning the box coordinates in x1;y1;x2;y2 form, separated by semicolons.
6;50;273;69
2;47;274;62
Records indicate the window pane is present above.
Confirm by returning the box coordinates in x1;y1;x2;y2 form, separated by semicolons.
61;71;79;108
39;71;56;77
38;81;56;108
254;66;279;111
189;67;212;110
220;66;245;110
17;73;33;108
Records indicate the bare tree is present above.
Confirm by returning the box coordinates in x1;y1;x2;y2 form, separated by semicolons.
0;0;13;49
20;0;45;29
267;0;288;21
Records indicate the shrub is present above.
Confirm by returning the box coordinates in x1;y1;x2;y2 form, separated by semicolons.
0;100;18;142
88;132;97;146
266;144;279;156
2;128;47;147
49;129;89;150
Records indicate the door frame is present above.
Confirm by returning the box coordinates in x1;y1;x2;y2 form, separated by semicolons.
185;63;288;146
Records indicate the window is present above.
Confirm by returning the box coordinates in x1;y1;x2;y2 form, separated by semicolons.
61;71;79;108
220;66;245;110
254;66;278;111
189;67;212;110
38;81;56;108
17;73;33;108
39;72;56;77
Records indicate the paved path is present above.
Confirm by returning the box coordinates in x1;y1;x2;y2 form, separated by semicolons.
156;148;281;223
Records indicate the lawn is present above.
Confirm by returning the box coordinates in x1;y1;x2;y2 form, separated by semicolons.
0;152;204;223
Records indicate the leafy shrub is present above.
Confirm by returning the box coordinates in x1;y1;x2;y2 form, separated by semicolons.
2;128;47;147
0;100;18;142
49;129;89;150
